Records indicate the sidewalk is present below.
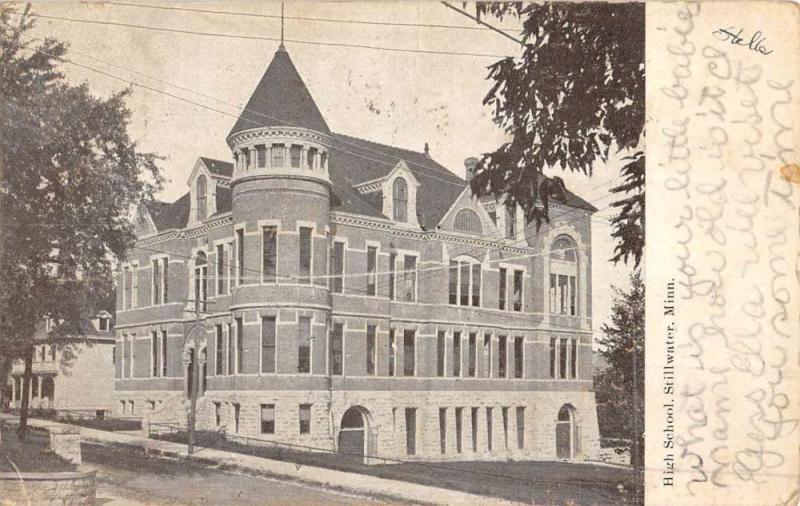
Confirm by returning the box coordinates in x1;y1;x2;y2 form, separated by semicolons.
1;414;521;505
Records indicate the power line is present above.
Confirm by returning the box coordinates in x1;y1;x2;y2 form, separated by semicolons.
106;1;492;32
24;12;509;59
440;2;524;46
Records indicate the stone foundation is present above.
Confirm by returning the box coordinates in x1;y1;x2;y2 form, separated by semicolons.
0;468;96;506
125;388;601;462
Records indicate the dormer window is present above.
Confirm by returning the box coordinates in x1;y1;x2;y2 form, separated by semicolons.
196;175;207;221
98;317;110;331
272;144;285;167
393;178;408;222
290;145;302;168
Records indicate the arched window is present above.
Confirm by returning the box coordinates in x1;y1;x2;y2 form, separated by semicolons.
194;252;208;312
549;236;578;316
196;175;207;221
393;178;408;222
453;209;482;235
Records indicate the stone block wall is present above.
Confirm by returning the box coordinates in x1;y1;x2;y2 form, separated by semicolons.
0;469;96;506
49;425;82;465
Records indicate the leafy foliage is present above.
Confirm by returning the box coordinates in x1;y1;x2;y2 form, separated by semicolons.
0;5;162;428
472;2;644;264
596;271;644;465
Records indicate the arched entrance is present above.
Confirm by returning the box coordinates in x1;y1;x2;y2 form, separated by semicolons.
338;406;370;460
556;404;577;459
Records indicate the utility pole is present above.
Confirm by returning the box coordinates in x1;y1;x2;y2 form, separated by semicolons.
185;298;211;456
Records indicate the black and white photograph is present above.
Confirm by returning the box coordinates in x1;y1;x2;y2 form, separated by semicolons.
0;2;647;505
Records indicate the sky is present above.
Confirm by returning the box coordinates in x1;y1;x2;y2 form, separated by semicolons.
26;1;635;342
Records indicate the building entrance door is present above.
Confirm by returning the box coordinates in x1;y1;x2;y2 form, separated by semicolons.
338;407;367;459
556;404;575;459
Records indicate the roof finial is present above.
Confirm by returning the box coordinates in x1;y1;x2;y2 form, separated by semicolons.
279;3;285;50
424;142;430;157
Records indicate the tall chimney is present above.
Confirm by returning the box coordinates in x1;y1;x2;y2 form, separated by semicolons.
464;157;479;183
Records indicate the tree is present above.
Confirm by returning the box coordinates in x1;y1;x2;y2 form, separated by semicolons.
0;5;162;436
471;2;645;265
596;270;644;472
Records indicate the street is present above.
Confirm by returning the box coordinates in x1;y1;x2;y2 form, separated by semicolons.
84;443;385;506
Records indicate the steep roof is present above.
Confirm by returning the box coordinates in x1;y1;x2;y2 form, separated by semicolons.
199;157;233;178
150;192;190;232
227;47;330;140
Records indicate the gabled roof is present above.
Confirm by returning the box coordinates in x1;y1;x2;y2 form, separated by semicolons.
199;157;233;178
150;193;190;232
328;133;466;229
227;47;330;141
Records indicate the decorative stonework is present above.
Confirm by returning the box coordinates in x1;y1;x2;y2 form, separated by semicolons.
228;126;330;148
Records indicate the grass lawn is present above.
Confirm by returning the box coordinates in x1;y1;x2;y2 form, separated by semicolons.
0;426;77;473
154;431;635;505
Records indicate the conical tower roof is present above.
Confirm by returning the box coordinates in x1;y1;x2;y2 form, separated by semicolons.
227;46;330;142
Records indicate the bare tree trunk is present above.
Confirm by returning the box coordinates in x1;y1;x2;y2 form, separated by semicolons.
17;346;33;440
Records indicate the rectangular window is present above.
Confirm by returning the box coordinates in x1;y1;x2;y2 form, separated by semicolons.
236;229;244;286
455;407;463;453
448;260;458;305
436;331;445;377
388;329;396;377
330;323;343;375
131;264;138;308
405;408;416;455
403;329;415;376
513;270;523;311
122;267;130;310
216;244;225;295
403;256;416;302
505;204;516;239
472;264;481;307
152;259;161;305
549;273;557;313
290;145;302;168
331;241;344;293
262;226;277;283
470;407;478;452
272;143;285;167
299;227;312;284
366;246;377;296
498;336;507;378
570;276;577;315
549;337;556;379
299;404;312;434
233;403;240;433
298;316;311;373
453;332;461;377
236;318;244;374
215;325;224;375
558;274;568;314
151;331;159;377
162;261;168;303
559;337;568;379
366;325;377;375
161;330;167;377
439;408;447;454
502;407;509;449
459;262;470;306
260;404;275;434
570;338;578;378
498;267;507;310
486;407;493;451
227;242;235;293
256;145;266;168
388;253;396;300
468;333;477;377
516;407;525;449
307;147;317;170
227;323;234;376
483;334;492;378
514;337;524;379
261;316;276;374
214;402;221;427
